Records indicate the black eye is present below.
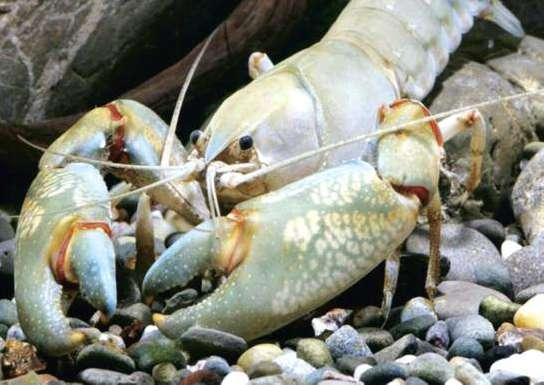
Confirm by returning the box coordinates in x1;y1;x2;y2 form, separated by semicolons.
239;135;253;150
190;130;202;145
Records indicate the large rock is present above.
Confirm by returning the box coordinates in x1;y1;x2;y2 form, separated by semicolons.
511;149;544;243
504;235;544;296
0;0;238;122
406;224;511;294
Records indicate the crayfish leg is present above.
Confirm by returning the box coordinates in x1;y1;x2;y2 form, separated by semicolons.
381;249;400;323
424;193;442;299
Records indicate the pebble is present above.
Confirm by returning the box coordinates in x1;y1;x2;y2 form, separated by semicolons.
222;371;250;385
445;379;463;385
247;361;283;379
434;281;510;319
374;334;418;364
296;338;333;368
111;302;153;327
127;329;186;371
353;306;385;328
405;377;429;385
516;283;544;303
465;219;506;248
521;336;544;352
358;328;395;352
0;216;14;242
305;367;355;385
76;343;136;373
237;344;283;372
390;315;437;340
78;368;154;385
451;358;490;385
6;324;25;341
425;321;450;350
479;296;520;328
447;337;484;361
401;298;437;323
406;225;510;292
396;355;417;365
335;355;376;374
501;240;523;259
407;353;454;385
180;327;247;361
273;350;315;382
311;308;352;336
325;325;372;360
0;300;17;326
358;362;408;384
481;345;517;372
202;356;231;377
0;239;14;275
353;364;373;381
513;294;544;329
504;239;544;295
490;350;544;383
152;362;178;384
446;315;495;348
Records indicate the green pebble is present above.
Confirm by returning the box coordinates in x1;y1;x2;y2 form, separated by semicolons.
296;338;333;368
479;295;520;328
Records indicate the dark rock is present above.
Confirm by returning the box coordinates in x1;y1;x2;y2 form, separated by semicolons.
202;356;231;378
0;216;14;242
425;321;450;350
352;306;385;328
180;327;247;362
164;232;183;249
325;326;372;360
163;289;198;314
434;281;510;319
446;315;495;349
481;345;517;372
407;353;454;385
0;239;14;275
390;316;437;340
358;362;408;384
335;355;376;375
357;328;394;352
465;219;506;248
516;283;544;303
76;343;136;373
374;334;418;364
111;303;153;327
128;330;186;372
406;225;511;294
447;337;484;361
505;377;531;385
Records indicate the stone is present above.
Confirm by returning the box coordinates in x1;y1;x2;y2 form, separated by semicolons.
6;324;26;341
408;353;455;385
163;289;198;314
0;239;14;276
450;358;490;385
335;355;376;375
401;298;437;323
296;338;333;368
273;350;315;383
512;149;544;243
490;350;544;383
111;303;153;327
390;316;437;340
374;334;418;364
514;294;544;329
247;374;296;385
304;368;358;385
358;362;408;385
180;327;247;362
434;281;510;319
425;321;450;350
202;356;231;378
325;326;372;360
447;337;484;361
516;283;544;303
222;371;249;385
479;296;521;328
405;378;429;385
501;240;523;259
465;219;505;248
357;328;394;352
78;368;154;385
446;315;495;349
0;300;17;327
247;361;283;379
352;306;385;328
505;238;544;296
237;344;283;373
311;309;353;336
406;225;511;294
127;329;186;371
152;362;179;384
521;336;544;352
353;364;373;382
76;343;136;373
481;345;517;373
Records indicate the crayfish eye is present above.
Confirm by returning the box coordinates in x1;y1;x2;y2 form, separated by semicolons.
190;130;202;145
238;135;253;151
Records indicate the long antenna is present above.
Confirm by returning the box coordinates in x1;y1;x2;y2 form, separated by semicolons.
160;27;218;170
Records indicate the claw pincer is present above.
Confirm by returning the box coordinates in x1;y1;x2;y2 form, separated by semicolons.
15;163;115;356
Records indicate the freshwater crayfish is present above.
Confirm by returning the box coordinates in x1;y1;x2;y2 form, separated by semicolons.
14;0;529;355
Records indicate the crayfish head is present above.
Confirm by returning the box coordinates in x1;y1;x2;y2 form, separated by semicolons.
377;100;443;207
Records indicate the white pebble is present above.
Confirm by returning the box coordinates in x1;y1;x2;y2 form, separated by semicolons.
490;350;544;382
386;379;405;385
221;371;249;385
395;355;417;364
445;379;463;385
501;240;522;259
353;364;373;380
